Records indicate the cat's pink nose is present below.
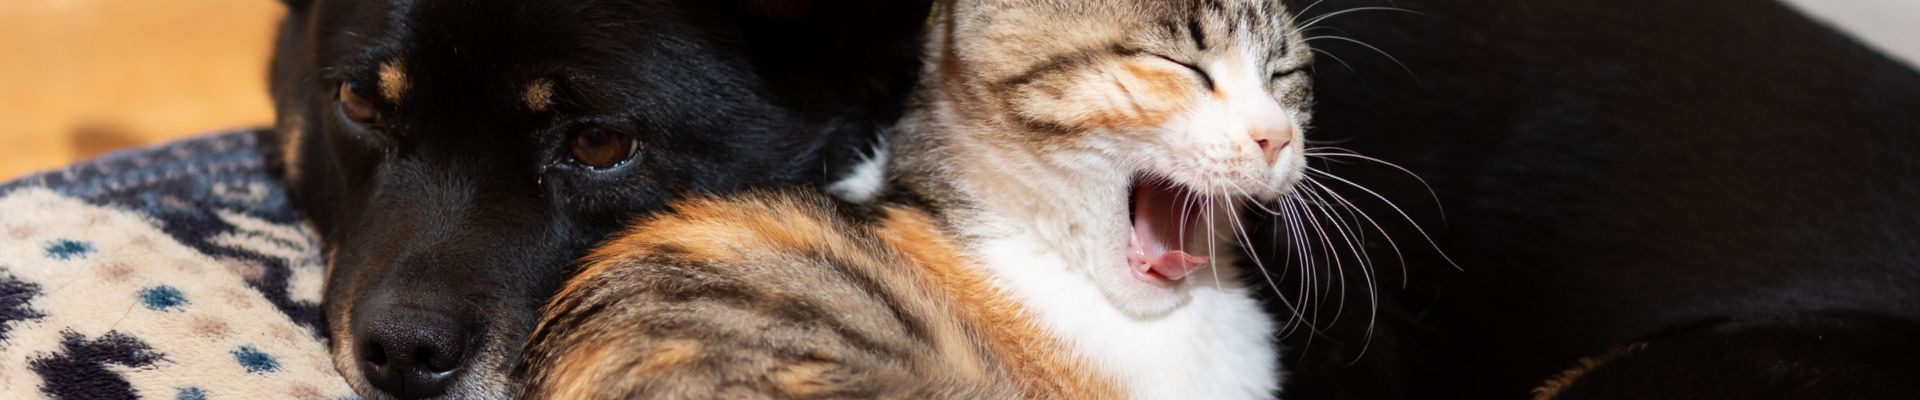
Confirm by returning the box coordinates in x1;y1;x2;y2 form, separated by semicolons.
1251;123;1293;165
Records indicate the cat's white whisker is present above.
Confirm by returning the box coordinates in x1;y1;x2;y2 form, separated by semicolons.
1270;193;1314;335
1285;196;1323;336
1306;151;1447;221
1221;194;1280;316
1302;174;1406;286
1304;35;1420;82
1206;196;1225;292
1177;178;1198;266
1274;196;1313;335
1263;199;1311;338
1289;185;1344;329
1262;194;1321;341
1307;168;1462;270
1297;25;1350;37
1295;181;1375;331
1324;190;1384;350
1223;178;1286;218
1302;173;1396;246
1293;184;1387;361
1309;48;1361;76
1304;145;1368;156
1298;181;1401;355
1295;0;1331;17
1297;6;1421;30
1294;186;1362;347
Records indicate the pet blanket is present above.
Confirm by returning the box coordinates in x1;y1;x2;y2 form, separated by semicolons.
0;130;356;399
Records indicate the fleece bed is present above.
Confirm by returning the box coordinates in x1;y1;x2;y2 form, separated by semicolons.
0;130;355;400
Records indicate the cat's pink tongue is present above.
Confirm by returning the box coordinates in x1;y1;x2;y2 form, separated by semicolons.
1128;180;1209;282
1128;250;1210;281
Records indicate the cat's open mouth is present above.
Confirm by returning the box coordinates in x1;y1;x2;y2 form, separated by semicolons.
1126;176;1210;284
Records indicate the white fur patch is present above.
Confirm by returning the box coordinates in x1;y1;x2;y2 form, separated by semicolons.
826;142;891;204
967;218;1280;400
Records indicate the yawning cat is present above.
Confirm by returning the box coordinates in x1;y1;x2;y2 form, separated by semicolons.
519;0;1316;398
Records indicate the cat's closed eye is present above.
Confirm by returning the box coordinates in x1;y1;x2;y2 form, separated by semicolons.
1148;53;1215;90
1271;67;1307;82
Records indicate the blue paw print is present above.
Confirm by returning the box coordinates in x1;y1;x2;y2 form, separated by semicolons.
138;285;189;312
45;239;94;261
175;387;208;400
232;345;280;374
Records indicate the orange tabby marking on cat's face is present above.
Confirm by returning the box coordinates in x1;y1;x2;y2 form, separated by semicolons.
1109;60;1203;128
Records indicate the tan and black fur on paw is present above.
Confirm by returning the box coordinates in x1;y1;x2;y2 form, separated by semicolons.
516;191;1115;399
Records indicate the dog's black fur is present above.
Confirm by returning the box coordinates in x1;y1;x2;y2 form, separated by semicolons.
267;0;932;398
1259;0;1920;398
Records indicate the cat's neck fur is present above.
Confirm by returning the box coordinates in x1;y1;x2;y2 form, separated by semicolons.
883;35;1281;400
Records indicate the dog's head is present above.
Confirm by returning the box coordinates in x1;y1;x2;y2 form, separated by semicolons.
268;0;931;398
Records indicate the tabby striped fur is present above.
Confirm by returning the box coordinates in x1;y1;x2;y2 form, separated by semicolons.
517;192;1115;398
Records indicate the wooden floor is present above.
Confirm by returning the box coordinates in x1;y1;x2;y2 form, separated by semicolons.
0;1;1910;180
0;1;284;179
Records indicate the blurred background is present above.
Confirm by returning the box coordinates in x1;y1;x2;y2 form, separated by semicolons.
0;1;281;178
0;0;1913;179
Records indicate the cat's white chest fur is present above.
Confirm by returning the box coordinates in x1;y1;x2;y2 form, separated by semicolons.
970;227;1281;399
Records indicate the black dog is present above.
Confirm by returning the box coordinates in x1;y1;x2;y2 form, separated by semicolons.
1254;0;1920;398
267;0;932;398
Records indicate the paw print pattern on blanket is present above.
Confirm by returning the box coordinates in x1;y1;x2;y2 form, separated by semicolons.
0;131;354;400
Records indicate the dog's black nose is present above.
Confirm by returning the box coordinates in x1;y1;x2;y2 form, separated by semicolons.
356;309;470;399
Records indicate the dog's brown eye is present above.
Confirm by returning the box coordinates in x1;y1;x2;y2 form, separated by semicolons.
569;127;635;170
337;82;379;125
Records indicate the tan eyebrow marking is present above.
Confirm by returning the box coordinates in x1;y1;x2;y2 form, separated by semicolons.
524;78;555;112
277;115;304;187
378;59;409;102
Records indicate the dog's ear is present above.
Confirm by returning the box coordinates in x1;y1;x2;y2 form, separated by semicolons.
734;0;936;112
731;0;933;178
745;0;935;31
739;0;935;63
